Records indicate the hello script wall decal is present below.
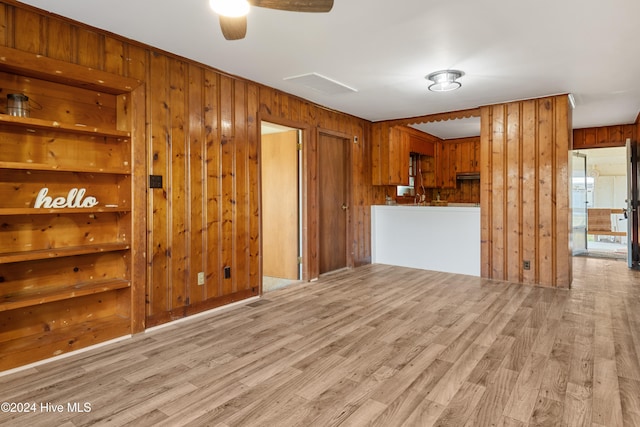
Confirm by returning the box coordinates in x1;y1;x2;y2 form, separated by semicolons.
34;188;99;209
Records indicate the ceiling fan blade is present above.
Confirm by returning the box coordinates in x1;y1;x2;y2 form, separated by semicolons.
219;15;247;40
250;0;333;13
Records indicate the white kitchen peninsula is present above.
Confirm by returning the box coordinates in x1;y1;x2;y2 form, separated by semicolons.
371;205;481;276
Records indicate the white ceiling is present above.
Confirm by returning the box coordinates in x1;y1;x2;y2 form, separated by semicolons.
17;0;640;139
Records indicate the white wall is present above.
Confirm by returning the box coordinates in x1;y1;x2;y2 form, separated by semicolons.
593;175;626;208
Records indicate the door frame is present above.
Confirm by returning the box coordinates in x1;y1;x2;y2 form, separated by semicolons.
571;152;588;256
627;138;640;269
260;125;301;283
316;128;354;275
257;110;355;283
258;112;313;284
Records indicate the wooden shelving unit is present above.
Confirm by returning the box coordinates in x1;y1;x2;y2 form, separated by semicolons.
0;47;144;371
0;113;131;138
0;243;131;264
1;278;131;312
0;161;131;175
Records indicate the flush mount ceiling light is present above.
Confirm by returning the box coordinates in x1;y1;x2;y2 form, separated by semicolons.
426;70;464;92
210;0;250;17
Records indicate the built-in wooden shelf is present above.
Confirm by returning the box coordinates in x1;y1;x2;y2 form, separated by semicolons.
0;279;131;312
0;113;131;138
0;161;131;175
0;207;131;215
0;44;140;372
0;314;132;371
0;243;131;264
0;45;142;95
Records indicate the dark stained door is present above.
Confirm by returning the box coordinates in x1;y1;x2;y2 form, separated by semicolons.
318;133;348;274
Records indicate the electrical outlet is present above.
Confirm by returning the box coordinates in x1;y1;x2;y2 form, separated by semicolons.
523;260;531;270
197;271;205;286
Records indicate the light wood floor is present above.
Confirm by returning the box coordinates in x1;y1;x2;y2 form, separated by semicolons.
1;257;639;426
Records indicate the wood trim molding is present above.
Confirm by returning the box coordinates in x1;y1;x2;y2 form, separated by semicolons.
380;107;481;127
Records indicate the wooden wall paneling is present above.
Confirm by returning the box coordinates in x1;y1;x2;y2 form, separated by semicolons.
129;84;147;334
0;4;7;46
118;43;147;332
290;96;303;124
521;100;538;285
0;1;384;352
220;74;234;297
12;7;41;54
608;125;623;145
370;122;382;185
307;120;319;280
204;69;222;301
481;95;571;288
247;83;260;292
187;64;205;307
45;19;72;62
506;102;522;282
169;58;188;310
623;123;635;142
537;98;554;286
555;95;571;287
597;127;609;145
104;37;125;76
352;124;366;266
233;78;249;294
490;105;506;279
74;27;103;69
147;53;170;322
584;128;596;146
125;44;148;82
573;124;637;149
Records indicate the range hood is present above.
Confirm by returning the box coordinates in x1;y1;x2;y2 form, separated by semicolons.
456;172;480;180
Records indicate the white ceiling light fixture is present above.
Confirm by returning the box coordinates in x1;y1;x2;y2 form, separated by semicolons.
210;0;250;17
426;70;464;92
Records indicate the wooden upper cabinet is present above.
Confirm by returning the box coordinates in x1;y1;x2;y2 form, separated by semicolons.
452;137;480;173
573;124;636;149
388;126;411;185
435;141;457;188
407;129;436;156
419;155;437;188
371;124;438;186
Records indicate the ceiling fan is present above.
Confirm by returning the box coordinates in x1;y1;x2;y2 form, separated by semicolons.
210;0;334;40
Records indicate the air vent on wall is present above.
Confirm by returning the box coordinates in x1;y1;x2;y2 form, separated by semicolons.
283;72;357;95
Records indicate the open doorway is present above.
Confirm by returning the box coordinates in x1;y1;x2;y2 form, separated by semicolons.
572;146;628;260
261;122;302;291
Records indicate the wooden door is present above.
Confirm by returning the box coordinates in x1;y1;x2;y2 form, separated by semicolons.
318;133;349;274
261;130;299;279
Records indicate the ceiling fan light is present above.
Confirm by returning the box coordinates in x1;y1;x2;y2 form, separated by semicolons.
426;70;464;92
210;0;250;17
